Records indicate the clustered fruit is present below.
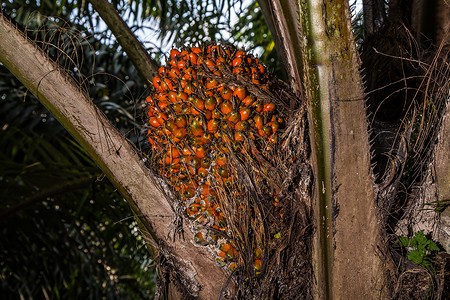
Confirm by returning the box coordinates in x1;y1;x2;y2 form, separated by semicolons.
146;44;287;273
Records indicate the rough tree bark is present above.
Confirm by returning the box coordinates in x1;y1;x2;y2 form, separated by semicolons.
259;0;390;298
89;0;160;81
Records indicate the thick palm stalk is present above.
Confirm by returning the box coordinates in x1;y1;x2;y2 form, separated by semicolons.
0;12;228;299
260;0;389;298
299;1;387;298
90;0;159;81
257;0;304;96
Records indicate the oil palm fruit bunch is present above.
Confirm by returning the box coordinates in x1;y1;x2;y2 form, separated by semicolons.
146;44;291;276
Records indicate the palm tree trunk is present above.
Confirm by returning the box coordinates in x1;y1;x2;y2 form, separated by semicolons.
260;0;391;298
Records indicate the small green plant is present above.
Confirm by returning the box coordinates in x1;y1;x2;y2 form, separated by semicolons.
398;230;440;271
424;199;449;212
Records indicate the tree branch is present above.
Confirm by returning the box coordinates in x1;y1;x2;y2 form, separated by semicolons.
90;0;160;82
0;11;228;299
257;0;304;97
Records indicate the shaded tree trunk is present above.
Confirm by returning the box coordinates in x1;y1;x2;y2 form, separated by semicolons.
259;0;391;298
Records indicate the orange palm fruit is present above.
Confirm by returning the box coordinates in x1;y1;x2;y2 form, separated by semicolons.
152;77;162;90
220;101;233;115
200;184;211;196
254;102;263;113
184;83;195;94
263;102;275;112
207;119;220;133
158;66;166;76
269;135;278;145
239;106;251;120
174;115;187;128
234;132;245;141
188;157;201;169
158;100;169;110
201;133;212;144
168;67;180;78
235;50;245;58
232;57;242;67
168;91;177;102
177;59;186;69
242;95;254;106
164;155;180;165
190;120;204;137
261;125;272;137
211;108;222;119
206;78;218;89
173;127;187;139
254;259;262;272
221;87;232;100
226;247;237;260
182;146;193;156
172;103;183;113
194;145;206;158
165;119;177;132
197;167;208;178
191;47;201;54
204;96;217;110
270;121;279;133
192;97;205;110
176;91;189;101
229;262;237;272
219;243;231;253
155;112;168;126
189;203;201;212
216;152;227;166
149;117;160;127
188;52;198;64
185;207;196;217
170;49;181;57
253;115;263;129
234;120;248;131
217;165;229;178
227;111;240;124
233;86;247;100
205;59;216;70
194;232;207;245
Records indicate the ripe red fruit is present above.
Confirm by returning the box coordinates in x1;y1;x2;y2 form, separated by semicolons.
149;117;160;127
220;101;233;115
221;87;232;100
264;102;275;112
170;49;181;58
146;44;288;273
232;57;242;67
152;77;162;90
233;86;247;100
